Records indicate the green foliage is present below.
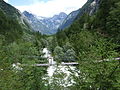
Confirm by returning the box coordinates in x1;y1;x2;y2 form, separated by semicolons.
0;0;21;19
0;9;23;43
54;0;120;89
92;0;120;44
17;66;47;90
54;46;64;63
107;1;120;43
1;0;120;89
64;49;76;62
74;39;120;89
56;30;68;47
0;7;48;90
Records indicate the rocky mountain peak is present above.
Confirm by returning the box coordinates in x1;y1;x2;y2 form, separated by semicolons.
23;11;35;18
59;12;67;17
23;11;67;35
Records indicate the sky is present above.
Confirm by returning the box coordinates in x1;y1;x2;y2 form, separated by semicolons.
4;0;87;17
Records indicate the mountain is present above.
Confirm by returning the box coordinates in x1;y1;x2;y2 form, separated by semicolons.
23;11;67;35
23;11;50;35
59;0;100;30
55;0;120;89
0;0;34;43
76;0;100;19
41;12;67;33
59;9;80;30
0;0;31;30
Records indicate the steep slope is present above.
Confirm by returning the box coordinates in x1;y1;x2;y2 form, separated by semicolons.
56;0;120;51
23;11;67;35
59;9;79;30
76;0;100;19
59;0;100;30
41;12;67;33
54;0;120;89
0;9;23;43
0;1;48;89
0;0;34;43
23;11;51;35
0;0;31;30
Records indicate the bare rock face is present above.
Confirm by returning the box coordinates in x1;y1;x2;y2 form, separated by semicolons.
23;11;67;35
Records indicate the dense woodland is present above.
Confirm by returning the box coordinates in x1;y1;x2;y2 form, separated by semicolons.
51;0;120;89
0;0;120;89
0;8;49;89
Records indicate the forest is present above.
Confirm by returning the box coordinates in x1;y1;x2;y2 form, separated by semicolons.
0;0;120;90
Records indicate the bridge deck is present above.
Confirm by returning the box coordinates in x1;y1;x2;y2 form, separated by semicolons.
21;57;120;67
34;62;79;66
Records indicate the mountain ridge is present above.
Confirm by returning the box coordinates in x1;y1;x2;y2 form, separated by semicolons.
0;0;32;30
23;11;67;35
59;0;100;30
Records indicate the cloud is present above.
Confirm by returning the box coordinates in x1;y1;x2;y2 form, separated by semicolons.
15;0;87;17
4;0;8;2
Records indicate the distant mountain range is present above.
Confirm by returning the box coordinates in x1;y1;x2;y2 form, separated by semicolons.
0;0;100;35
23;11;67;35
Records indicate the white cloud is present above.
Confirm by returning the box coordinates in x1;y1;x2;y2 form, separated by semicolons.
15;0;87;17
4;0;8;2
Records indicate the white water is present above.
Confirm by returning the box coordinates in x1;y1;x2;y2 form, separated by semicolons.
12;63;22;70
43;48;56;76
42;48;79;87
43;48;56;65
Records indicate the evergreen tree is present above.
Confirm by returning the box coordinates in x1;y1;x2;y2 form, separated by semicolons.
107;1;120;43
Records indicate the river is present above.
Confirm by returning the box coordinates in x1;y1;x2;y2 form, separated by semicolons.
42;48;79;87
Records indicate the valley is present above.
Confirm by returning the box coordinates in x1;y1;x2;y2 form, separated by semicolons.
0;0;120;90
